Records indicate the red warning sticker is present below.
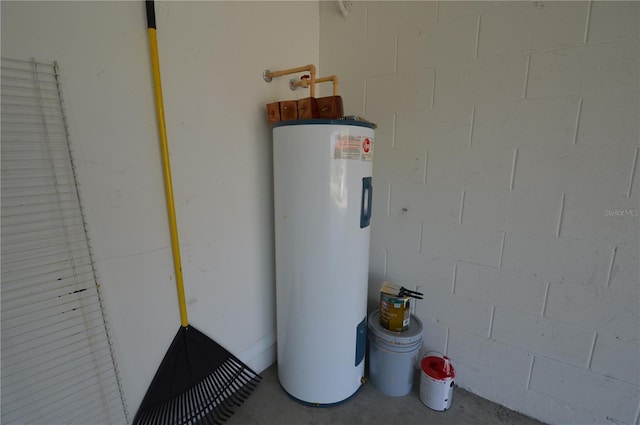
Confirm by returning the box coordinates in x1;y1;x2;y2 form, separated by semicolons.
363;138;371;153
334;135;374;161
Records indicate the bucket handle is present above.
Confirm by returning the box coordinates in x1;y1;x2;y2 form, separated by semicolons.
443;356;451;376
424;351;451;375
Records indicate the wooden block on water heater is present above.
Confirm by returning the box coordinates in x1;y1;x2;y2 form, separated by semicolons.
266;102;281;124
297;97;319;119
317;96;344;119
280;101;298;121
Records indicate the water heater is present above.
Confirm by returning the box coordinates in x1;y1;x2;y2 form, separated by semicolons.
273;119;374;405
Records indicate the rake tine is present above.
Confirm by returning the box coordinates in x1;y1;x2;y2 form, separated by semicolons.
219;361;244;386
243;378;260;391
179;393;185;425
136;411;147;425
221;386;244;408
197;409;211;425
206;380;233;419
196;407;210;424
230;356;260;376
213;403;233;422
184;392;192;425
155;397;167;425
188;391;200;425
199;374;217;401
206;372;235;417
146;408;156;425
225;361;261;395
173;395;181;425
220;364;253;399
217;360;236;378
230;389;248;406
249;372;263;384
224;374;247;395
242;373;262;388
220;385;243;409
192;385;207;422
188;387;201;423
228;384;248;402
138;408;151;425
156;404;167;425
211;368;240;407
199;378;227;420
197;397;214;425
210;370;238;413
187;391;199;425
181;391;190;424
201;410;218;425
231;381;253;400
235;368;256;387
220;380;246;406
214;396;234;419
189;395;200;425
239;385;258;400
206;411;224;425
149;404;159;425
197;407;216;425
234;384;257;402
184;392;195;424
176;396;184;425
185;396;194;425
208;402;227;425
232;360;260;382
148;406;160;425
219;400;235;419
158;398;170;424
240;372;261;391
176;394;184;425
220;397;236;419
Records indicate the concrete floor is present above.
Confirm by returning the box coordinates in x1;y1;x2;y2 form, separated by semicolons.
227;365;545;425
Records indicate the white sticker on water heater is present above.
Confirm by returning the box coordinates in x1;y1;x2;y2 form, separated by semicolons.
334;134;374;161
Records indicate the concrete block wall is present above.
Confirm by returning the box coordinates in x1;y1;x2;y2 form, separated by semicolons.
320;2;639;424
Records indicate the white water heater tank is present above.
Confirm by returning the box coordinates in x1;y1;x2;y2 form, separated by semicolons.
273;119;374;405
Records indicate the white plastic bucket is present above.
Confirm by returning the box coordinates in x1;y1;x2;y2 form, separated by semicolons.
419;354;455;411
367;310;423;397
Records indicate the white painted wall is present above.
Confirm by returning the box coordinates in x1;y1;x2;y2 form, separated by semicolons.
2;0;319;416
320;1;639;424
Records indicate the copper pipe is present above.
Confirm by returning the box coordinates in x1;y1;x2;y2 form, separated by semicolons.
265;64;316;97
291;75;339;96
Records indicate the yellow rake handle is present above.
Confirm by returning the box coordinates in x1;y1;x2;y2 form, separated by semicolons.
146;1;188;327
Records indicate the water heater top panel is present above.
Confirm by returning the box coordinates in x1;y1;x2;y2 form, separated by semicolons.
272;119;375;129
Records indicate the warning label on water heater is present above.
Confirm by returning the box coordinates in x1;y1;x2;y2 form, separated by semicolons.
334;135;374;161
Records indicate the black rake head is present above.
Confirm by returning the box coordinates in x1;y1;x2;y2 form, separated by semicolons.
133;326;262;425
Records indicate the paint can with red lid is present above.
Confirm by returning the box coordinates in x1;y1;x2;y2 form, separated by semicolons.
419;354;455;411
